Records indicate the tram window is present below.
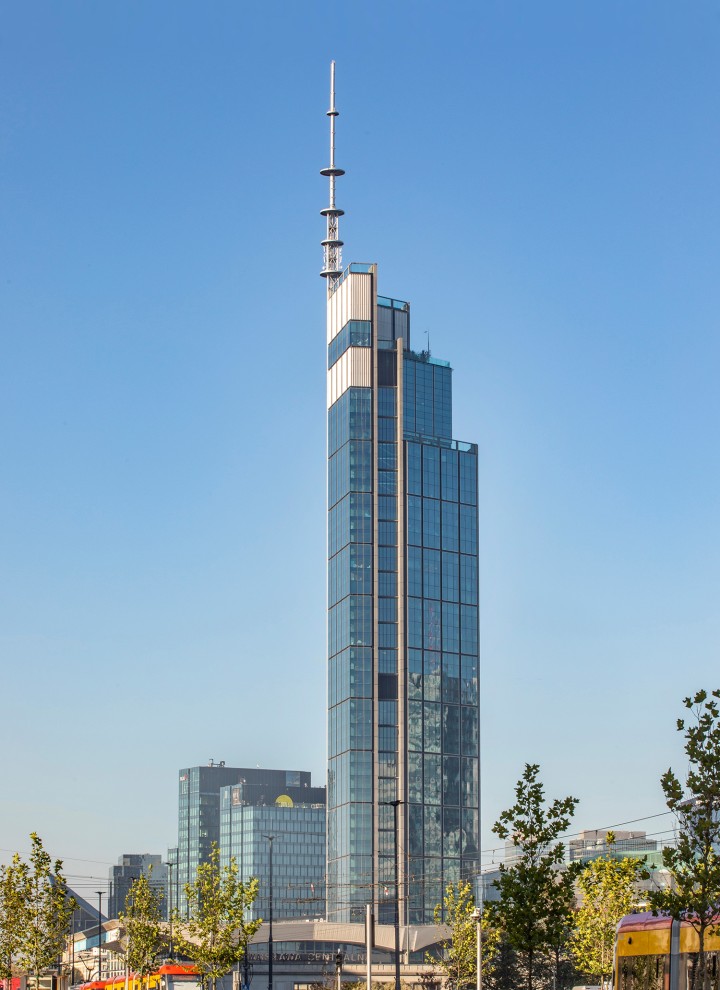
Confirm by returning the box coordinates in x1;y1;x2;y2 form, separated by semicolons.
620;954;667;990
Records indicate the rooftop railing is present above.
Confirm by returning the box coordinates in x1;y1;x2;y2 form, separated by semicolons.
403;432;477;454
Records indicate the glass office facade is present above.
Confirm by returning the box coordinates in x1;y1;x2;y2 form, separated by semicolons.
219;796;326;921
177;765;321;917
326;265;479;924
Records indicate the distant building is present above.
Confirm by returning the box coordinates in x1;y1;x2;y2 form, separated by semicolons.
219;788;326;920
176;761;324;916
478;829;670;907
568;829;658;862
67;919;123;983
108;853;167;919
67;884;106;931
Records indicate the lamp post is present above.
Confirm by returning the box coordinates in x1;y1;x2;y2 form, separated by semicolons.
70;910;76;988
472;905;482;990
335;951;344;990
96;891;104;982
167;859;174;959
263;836;275;990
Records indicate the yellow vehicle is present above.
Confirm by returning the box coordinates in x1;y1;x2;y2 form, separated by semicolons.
615;911;720;990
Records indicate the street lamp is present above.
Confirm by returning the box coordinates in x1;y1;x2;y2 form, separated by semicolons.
335;950;344;990
96;891;104;982
166;859;175;959
472;905;482;990
70;910;76;988
262;836;275;990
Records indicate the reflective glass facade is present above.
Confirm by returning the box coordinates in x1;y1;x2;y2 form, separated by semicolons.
176;765;321;917
326;265;479;924
219;795;326;921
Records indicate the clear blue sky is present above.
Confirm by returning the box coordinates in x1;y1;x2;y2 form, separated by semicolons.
1;1;718;895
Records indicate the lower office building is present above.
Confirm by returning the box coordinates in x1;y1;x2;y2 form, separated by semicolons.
176;761;324;917
219;787;326;920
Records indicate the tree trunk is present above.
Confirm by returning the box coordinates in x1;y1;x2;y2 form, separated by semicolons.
527;948;534;990
698;930;707;990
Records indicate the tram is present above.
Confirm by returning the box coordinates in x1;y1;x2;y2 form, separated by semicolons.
616;912;720;990
78;964;201;990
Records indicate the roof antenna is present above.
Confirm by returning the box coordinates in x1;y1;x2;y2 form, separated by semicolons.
320;61;344;283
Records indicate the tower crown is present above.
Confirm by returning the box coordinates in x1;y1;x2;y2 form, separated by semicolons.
320;61;344;281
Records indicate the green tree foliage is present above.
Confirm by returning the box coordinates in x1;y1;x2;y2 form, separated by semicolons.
120;870;166;983
569;833;648;988
0;854;27;980
492;764;579;990
173;844;262;990
12;834;76;988
648;690;720;990
429;881;499;990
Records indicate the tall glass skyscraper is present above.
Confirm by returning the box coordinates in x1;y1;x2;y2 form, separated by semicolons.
325;265;480;925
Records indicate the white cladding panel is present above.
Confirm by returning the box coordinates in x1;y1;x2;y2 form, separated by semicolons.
327;271;373;343
327;347;372;407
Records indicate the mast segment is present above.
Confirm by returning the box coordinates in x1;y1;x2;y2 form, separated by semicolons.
320;61;344;283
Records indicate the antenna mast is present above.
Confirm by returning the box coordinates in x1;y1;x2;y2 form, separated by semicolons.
320;61;344;283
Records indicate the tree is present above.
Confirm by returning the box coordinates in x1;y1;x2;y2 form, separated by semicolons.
13;834;76;989
492;764;579;990
0;854;27;981
648;689;720;990
429;880;499;990
569;833;648;989
120;870;166;985
173;844;262;990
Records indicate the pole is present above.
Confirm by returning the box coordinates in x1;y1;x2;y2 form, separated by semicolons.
265;836;274;990
473;906;482;990
176;857;181;922
168;860;174;959
125;922;130;990
96;891;104;982
70;911;76;988
335;952;343;990
365;905;373;990
391;800;401;990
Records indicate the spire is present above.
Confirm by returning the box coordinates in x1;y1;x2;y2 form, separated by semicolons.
320;61;344;282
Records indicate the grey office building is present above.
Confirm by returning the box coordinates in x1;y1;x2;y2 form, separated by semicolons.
108;853;167;919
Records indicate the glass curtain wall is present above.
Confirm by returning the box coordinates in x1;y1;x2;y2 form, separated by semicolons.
328;367;374;922
404;353;479;921
327;270;479;926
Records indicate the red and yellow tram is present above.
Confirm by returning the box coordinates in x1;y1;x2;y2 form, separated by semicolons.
79;964;201;990
616;912;720;990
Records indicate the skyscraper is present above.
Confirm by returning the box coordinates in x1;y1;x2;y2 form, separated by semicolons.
322;65;480;925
